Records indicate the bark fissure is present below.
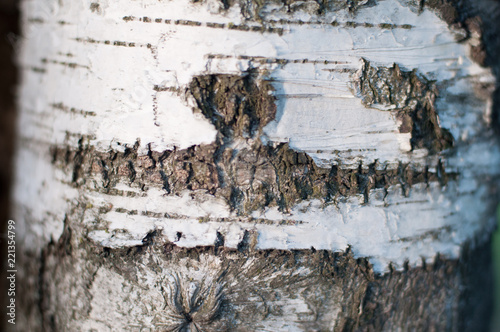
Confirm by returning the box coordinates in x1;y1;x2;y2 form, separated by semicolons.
51;139;458;214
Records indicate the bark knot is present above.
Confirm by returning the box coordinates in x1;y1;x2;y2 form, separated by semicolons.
157;274;225;331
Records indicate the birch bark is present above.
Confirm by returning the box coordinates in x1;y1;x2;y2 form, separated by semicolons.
12;0;500;330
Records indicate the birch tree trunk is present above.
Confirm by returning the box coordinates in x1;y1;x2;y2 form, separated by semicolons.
12;0;500;330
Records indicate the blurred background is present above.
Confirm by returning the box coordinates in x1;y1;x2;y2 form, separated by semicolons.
0;1;498;331
0;0;18;331
493;216;500;331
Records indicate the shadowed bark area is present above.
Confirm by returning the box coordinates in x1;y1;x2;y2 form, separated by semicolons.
360;243;493;331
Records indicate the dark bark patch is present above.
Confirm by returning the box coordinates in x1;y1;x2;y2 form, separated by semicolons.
204;0;373;20
158;273;225;331
56;216;72;257
354;59;454;153
89;3;101;14
51;141;457;215
189;70;276;139
25;230;492;331
71;137;87;185
426;0;459;25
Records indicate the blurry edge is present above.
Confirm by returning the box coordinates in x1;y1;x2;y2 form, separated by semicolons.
492;205;500;331
0;0;19;331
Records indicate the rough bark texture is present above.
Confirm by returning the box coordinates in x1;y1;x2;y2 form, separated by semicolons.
11;0;500;331
48;68;457;216
19;225;493;331
355;59;455;153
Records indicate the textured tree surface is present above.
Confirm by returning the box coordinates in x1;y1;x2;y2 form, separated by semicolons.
29;231;491;331
11;0;500;331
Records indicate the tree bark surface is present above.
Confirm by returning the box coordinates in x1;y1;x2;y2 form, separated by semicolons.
11;0;500;330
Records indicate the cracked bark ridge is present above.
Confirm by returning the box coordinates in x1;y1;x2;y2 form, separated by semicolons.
50;70;457;214
196;0;372;19
354;59;454;153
